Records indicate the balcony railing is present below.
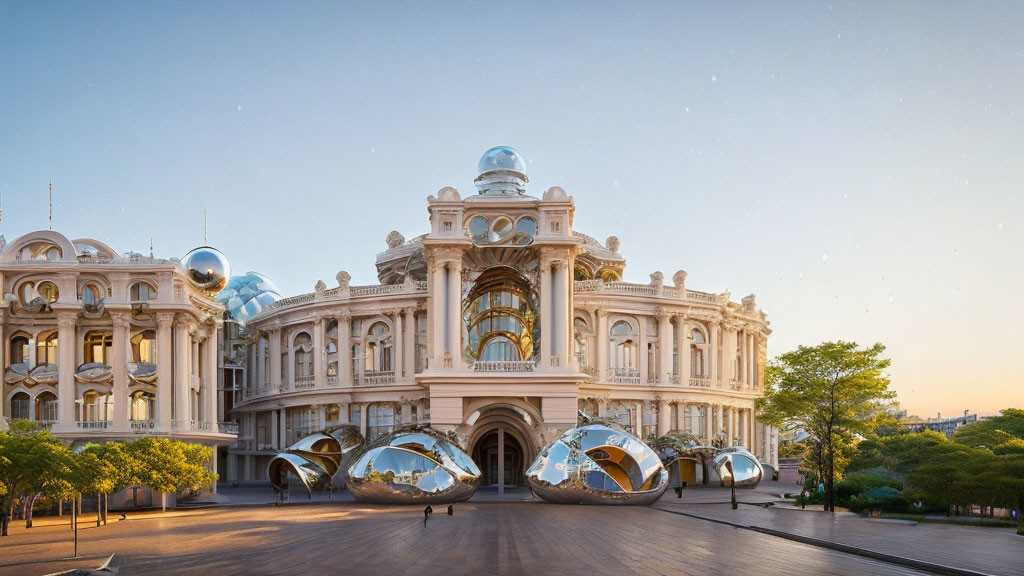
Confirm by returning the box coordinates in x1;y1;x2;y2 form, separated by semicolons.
608;368;640;385
579;365;599;377
294;376;315;389
326;375;339;387
729;379;742;391
689;377;711;388
358;371;395;386
172;420;213;432
75;420;111;430
130;419;158;432
218;422;240;435
473;360;535;372
34;420;56;430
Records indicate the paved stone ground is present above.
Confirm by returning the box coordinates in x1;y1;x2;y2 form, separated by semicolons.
0;501;934;576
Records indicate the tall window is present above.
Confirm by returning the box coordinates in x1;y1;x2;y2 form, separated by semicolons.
462;267;538;362
574;317;590;369
36;332;58;366
364;323;392;372
130;282;157;301
10;335;29;364
131;391;154;420
367;404;396;440
691;328;706;377
35;391;58;421
83;331;113;364
81;283;101;306
610;321;638;376
293;333;313;378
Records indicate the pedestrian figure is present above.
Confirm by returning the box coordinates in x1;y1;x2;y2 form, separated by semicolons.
447;505;453;516
423;505;433;526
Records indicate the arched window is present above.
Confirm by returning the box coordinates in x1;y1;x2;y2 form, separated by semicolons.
574;317;590;369
9;334;30;364
367;403;396;440
37;281;59;303
10;392;30;420
18;282;35;305
130;282;157;301
463;267;538;363
81;283;102;306
293;333;313;378
131;330;157;363
83;331;113;364
35;391;58;422
364;323;392;372
609;321;638;378
130;390;155;420
36;332;58;366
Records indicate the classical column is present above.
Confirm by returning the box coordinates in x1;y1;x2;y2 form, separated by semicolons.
658;311;672;384
709;321;720;386
429;258;445;367
724;328;736;385
338;316;352;386
740;408;748;448
497;427;505;495
111;313;131;428
539;259;552;369
286;331;295;389
596;311;609;377
173;318;191;423
269;328;282;391
205;325;219;426
391;310;403;377
446;258;462;369
0;313;4;426
705;404;713;442
357;404;367;439
403;309;415;376
554;259;570;366
270;410;279;448
278;408;287;449
312;317;325;388
156;313;174;425
747;332;755;388
57;311;78;428
256;334;266;389
677;317;690;385
716;404;724;438
657;400;670;435
638;317;648;383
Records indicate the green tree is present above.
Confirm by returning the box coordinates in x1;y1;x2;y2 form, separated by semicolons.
0;420;73;536
759;341;894;512
952;409;1024;448
127;438;217;509
848;429;948;477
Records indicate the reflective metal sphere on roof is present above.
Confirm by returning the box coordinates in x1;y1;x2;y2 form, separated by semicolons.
182;246;230;293
477;145;526;176
216;271;282;323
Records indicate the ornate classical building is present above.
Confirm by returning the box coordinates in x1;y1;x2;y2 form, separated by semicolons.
226;146;778;489
0;230;236;496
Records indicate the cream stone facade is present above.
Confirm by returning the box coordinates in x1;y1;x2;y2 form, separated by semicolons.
226;147;778;489
0;230;235;460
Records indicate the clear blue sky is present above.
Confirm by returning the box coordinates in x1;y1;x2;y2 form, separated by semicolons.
1;1;1021;417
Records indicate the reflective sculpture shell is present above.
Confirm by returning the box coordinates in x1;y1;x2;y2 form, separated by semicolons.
712;447;764;488
269;426;364;497
526;421;669;505
215;271;282;324
346;426;481;504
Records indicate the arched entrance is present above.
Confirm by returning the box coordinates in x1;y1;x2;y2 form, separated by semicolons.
472;429;524;489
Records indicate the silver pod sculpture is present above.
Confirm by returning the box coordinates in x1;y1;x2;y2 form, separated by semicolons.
346;426;482;504
526;416;670;505
654;431;764;489
269;425;364;497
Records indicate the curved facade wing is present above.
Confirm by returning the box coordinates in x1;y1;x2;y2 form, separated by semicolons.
346;426;481;504
526;422;669;505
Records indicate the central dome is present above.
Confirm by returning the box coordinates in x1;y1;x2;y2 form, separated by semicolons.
477;145;526;176
475;145;529;196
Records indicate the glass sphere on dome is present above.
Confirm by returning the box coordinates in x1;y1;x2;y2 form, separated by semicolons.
477;145;526;176
216;272;282;323
182;246;231;293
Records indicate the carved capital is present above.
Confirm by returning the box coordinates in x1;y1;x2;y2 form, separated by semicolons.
56;311;79;330
111;312;131;329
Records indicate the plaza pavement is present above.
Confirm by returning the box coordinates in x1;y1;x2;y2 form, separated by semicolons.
0;481;1018;576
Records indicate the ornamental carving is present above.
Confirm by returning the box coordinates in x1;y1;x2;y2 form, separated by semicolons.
386;230;405;249
605;236;620;253
336;271;351;289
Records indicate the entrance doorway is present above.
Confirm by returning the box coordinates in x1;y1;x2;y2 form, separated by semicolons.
472;428;524;492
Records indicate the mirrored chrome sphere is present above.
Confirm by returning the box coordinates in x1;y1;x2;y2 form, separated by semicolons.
526;422;669;505
182;246;231;293
346;426;481;504
269;426;364;496
712;446;764;488
216;271;282;323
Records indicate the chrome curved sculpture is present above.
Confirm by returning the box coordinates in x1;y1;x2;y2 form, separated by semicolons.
269;426;363;497
346;426;481;504
526;418;669;505
654;431;765;489
712;447;764;488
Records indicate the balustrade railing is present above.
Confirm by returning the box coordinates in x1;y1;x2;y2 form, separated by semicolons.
294;376;315;389
473;360;535;372
608;368;640;384
218;422;240;435
729;380;743;391
359;371;395;386
580;365;599;377
689;377;711;388
75;420;111;430
571;280;725;305
670;374;680;384
130;419;158;432
326;375;339;387
34;420;56;430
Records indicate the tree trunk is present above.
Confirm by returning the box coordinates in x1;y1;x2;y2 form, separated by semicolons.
102;493;108;525
96;493;101;527
25;493;36;528
1;511;8;537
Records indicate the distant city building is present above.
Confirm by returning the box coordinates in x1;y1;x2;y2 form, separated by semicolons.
901;410;977;437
